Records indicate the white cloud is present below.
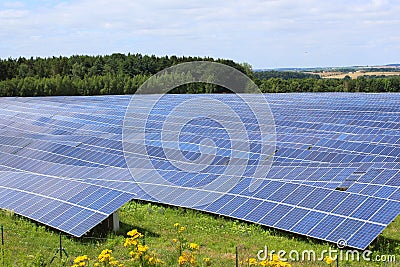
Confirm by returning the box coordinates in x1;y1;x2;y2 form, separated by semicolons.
0;8;28;18
2;1;25;8
0;0;399;68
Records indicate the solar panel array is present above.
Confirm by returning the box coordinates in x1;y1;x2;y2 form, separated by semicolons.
0;96;135;236
0;93;399;249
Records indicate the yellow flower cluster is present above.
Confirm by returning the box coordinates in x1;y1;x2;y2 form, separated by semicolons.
98;249;114;263
173;223;211;267
324;256;334;265
130;244;149;260
127;229;144;239
72;250;124;267
125;229;164;266
138;244;149;254
97;249;124;267
178;251;196;266
72;222;215;267
189;243;200;251
242;257;258;266
124;229;144;248
72;255;90;267
124;237;139;247
174;222;186;234
241;255;291;267
145;254;165;265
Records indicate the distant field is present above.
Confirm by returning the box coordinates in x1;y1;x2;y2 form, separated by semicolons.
314;71;400;79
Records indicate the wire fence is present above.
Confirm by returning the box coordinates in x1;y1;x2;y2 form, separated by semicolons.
0;225;345;267
0;225;249;267
0;224;112;266
1;224;399;267
0;225;254;267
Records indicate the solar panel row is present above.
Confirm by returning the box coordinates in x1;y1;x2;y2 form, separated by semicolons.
0;171;134;236
0;93;399;249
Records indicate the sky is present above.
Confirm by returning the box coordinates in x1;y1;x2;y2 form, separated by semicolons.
0;0;399;69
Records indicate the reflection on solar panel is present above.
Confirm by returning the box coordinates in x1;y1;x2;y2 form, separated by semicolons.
0;93;399;249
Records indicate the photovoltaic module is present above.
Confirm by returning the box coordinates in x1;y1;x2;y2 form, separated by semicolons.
0;93;399;249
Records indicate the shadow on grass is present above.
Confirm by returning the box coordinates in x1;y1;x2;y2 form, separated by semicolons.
118;221;160;238
65;222;160;245
370;235;400;253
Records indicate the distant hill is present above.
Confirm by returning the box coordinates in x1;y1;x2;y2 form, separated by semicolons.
385;63;400;67
256;64;400;72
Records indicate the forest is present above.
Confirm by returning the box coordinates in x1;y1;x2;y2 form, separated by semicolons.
0;53;399;96
254;70;320;80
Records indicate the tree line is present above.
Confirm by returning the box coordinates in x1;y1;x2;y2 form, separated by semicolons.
254;70;320;80
257;76;400;93
0;53;248;80
0;53;399;96
0;54;251;96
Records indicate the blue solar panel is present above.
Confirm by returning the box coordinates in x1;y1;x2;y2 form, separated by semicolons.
315;190;348;212
350;197;387;220
370;201;400;224
230;198;262;218
0;93;399;249
291;211;326;233
347;223;386;249
326;219;365;243
242;201;276;222
260;204;293;226
217;196;248;215
274;207;309;230
204;194;235;213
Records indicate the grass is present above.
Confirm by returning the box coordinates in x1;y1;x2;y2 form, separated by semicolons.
1;201;400;266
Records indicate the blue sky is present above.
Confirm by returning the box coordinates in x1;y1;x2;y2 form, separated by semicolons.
1;0;399;68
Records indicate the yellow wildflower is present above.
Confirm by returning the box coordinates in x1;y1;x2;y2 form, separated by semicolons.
109;260;120;266
73;254;90;266
137;244;149;254
203;257;211;266
324;256;334;265
242;258;258;266
178;226;186;233
127;229;143;239
272;254;280;261
174;223;180;228
189;243;200;251
98;249;113;263
124;237;139;247
178;255;187;265
178;251;195;266
145;254;165;265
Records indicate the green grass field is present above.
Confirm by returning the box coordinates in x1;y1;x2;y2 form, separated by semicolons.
1;200;399;266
